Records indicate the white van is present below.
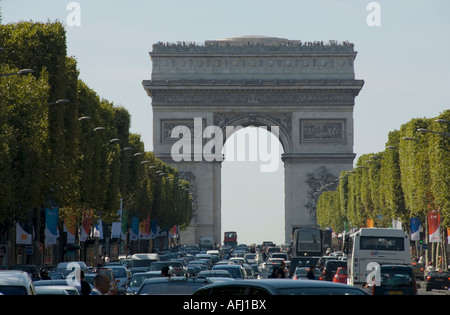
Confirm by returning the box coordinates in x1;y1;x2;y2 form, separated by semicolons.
131;253;160;268
0;270;36;295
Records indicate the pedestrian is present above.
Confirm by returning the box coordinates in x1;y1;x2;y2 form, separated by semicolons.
277;261;286;278
40;268;51;280
270;266;278;278
90;274;110;295
80;270;92;295
426;261;434;274
306;266;316;280
161;266;170;277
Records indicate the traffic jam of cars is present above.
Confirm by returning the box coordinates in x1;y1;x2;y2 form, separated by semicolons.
0;229;448;296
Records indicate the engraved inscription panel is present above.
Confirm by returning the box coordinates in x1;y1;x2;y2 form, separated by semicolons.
300;119;345;143
160;119;206;143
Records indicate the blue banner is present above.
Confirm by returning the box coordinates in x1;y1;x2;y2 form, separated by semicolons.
411;217;420;241
130;216;139;241
45;206;59;245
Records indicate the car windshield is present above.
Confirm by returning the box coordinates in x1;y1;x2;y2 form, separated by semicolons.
112;268;127;278
99;270;113;279
380;270;413;286
132;260;153;268
326;262;346;271
295;268;320;276
150;262;182;271
213;267;241;278
429;271;450;277
130;275;152;287
139;280;205;295
292;258;320;268
0;285;28;295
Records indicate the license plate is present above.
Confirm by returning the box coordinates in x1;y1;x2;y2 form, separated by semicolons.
387;291;403;295
435;279;444;282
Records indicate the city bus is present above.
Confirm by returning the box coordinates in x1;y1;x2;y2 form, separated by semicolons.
344;228;411;286
291;226;322;257
223;231;238;248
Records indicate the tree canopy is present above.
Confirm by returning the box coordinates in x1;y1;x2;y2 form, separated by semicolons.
0;21;192;235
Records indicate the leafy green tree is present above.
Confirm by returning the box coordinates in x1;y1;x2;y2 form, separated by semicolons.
0;20;194;248
427;111;450;227
380;130;408;223
317;190;343;231
399;118;433;220
0;66;50;229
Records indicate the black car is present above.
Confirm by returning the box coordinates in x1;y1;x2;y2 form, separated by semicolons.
322;260;347;281
425;271;450;291
371;265;419;295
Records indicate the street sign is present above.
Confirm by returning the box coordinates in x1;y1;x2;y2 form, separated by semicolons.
25;245;33;255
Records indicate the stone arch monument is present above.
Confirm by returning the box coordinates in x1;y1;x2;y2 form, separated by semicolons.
142;36;364;244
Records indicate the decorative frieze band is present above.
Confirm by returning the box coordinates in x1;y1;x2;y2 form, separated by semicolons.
150;89;358;106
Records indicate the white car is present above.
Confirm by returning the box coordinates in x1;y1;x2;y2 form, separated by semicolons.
104;265;131;294
0;270;36;295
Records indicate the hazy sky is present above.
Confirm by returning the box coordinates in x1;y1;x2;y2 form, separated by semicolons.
2;0;449;245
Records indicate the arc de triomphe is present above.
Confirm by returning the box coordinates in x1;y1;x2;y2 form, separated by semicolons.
143;36;364;244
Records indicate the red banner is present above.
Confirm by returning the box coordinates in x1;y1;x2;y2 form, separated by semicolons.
428;210;440;242
80;210;93;242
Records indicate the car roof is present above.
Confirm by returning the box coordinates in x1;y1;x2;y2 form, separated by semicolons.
0;270;33;286
132;271;161;276
213;264;242;269
198;270;231;275
199;279;359;291
379;264;412;270
56;261;86;267
35;285;79;295
141;277;206;286
104;264;127;269
33;279;71;286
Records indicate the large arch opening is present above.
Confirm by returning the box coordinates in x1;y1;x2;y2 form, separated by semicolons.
221;126;285;245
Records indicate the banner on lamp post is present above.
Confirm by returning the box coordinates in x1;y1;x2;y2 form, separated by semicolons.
130;216;139;241
428;210;440;242
111;199;128;241
80;211;92;242
92;220;103;239
45;206;59;245
16;222;33;245
410;217;421;241
447;227;450;244
64;215;76;244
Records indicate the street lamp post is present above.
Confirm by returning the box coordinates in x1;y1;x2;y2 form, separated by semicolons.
0;69;35;77
417;128;450;137
48;99;70;105
435;119;450;125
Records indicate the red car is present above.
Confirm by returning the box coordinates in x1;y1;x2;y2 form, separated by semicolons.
333;267;347;284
